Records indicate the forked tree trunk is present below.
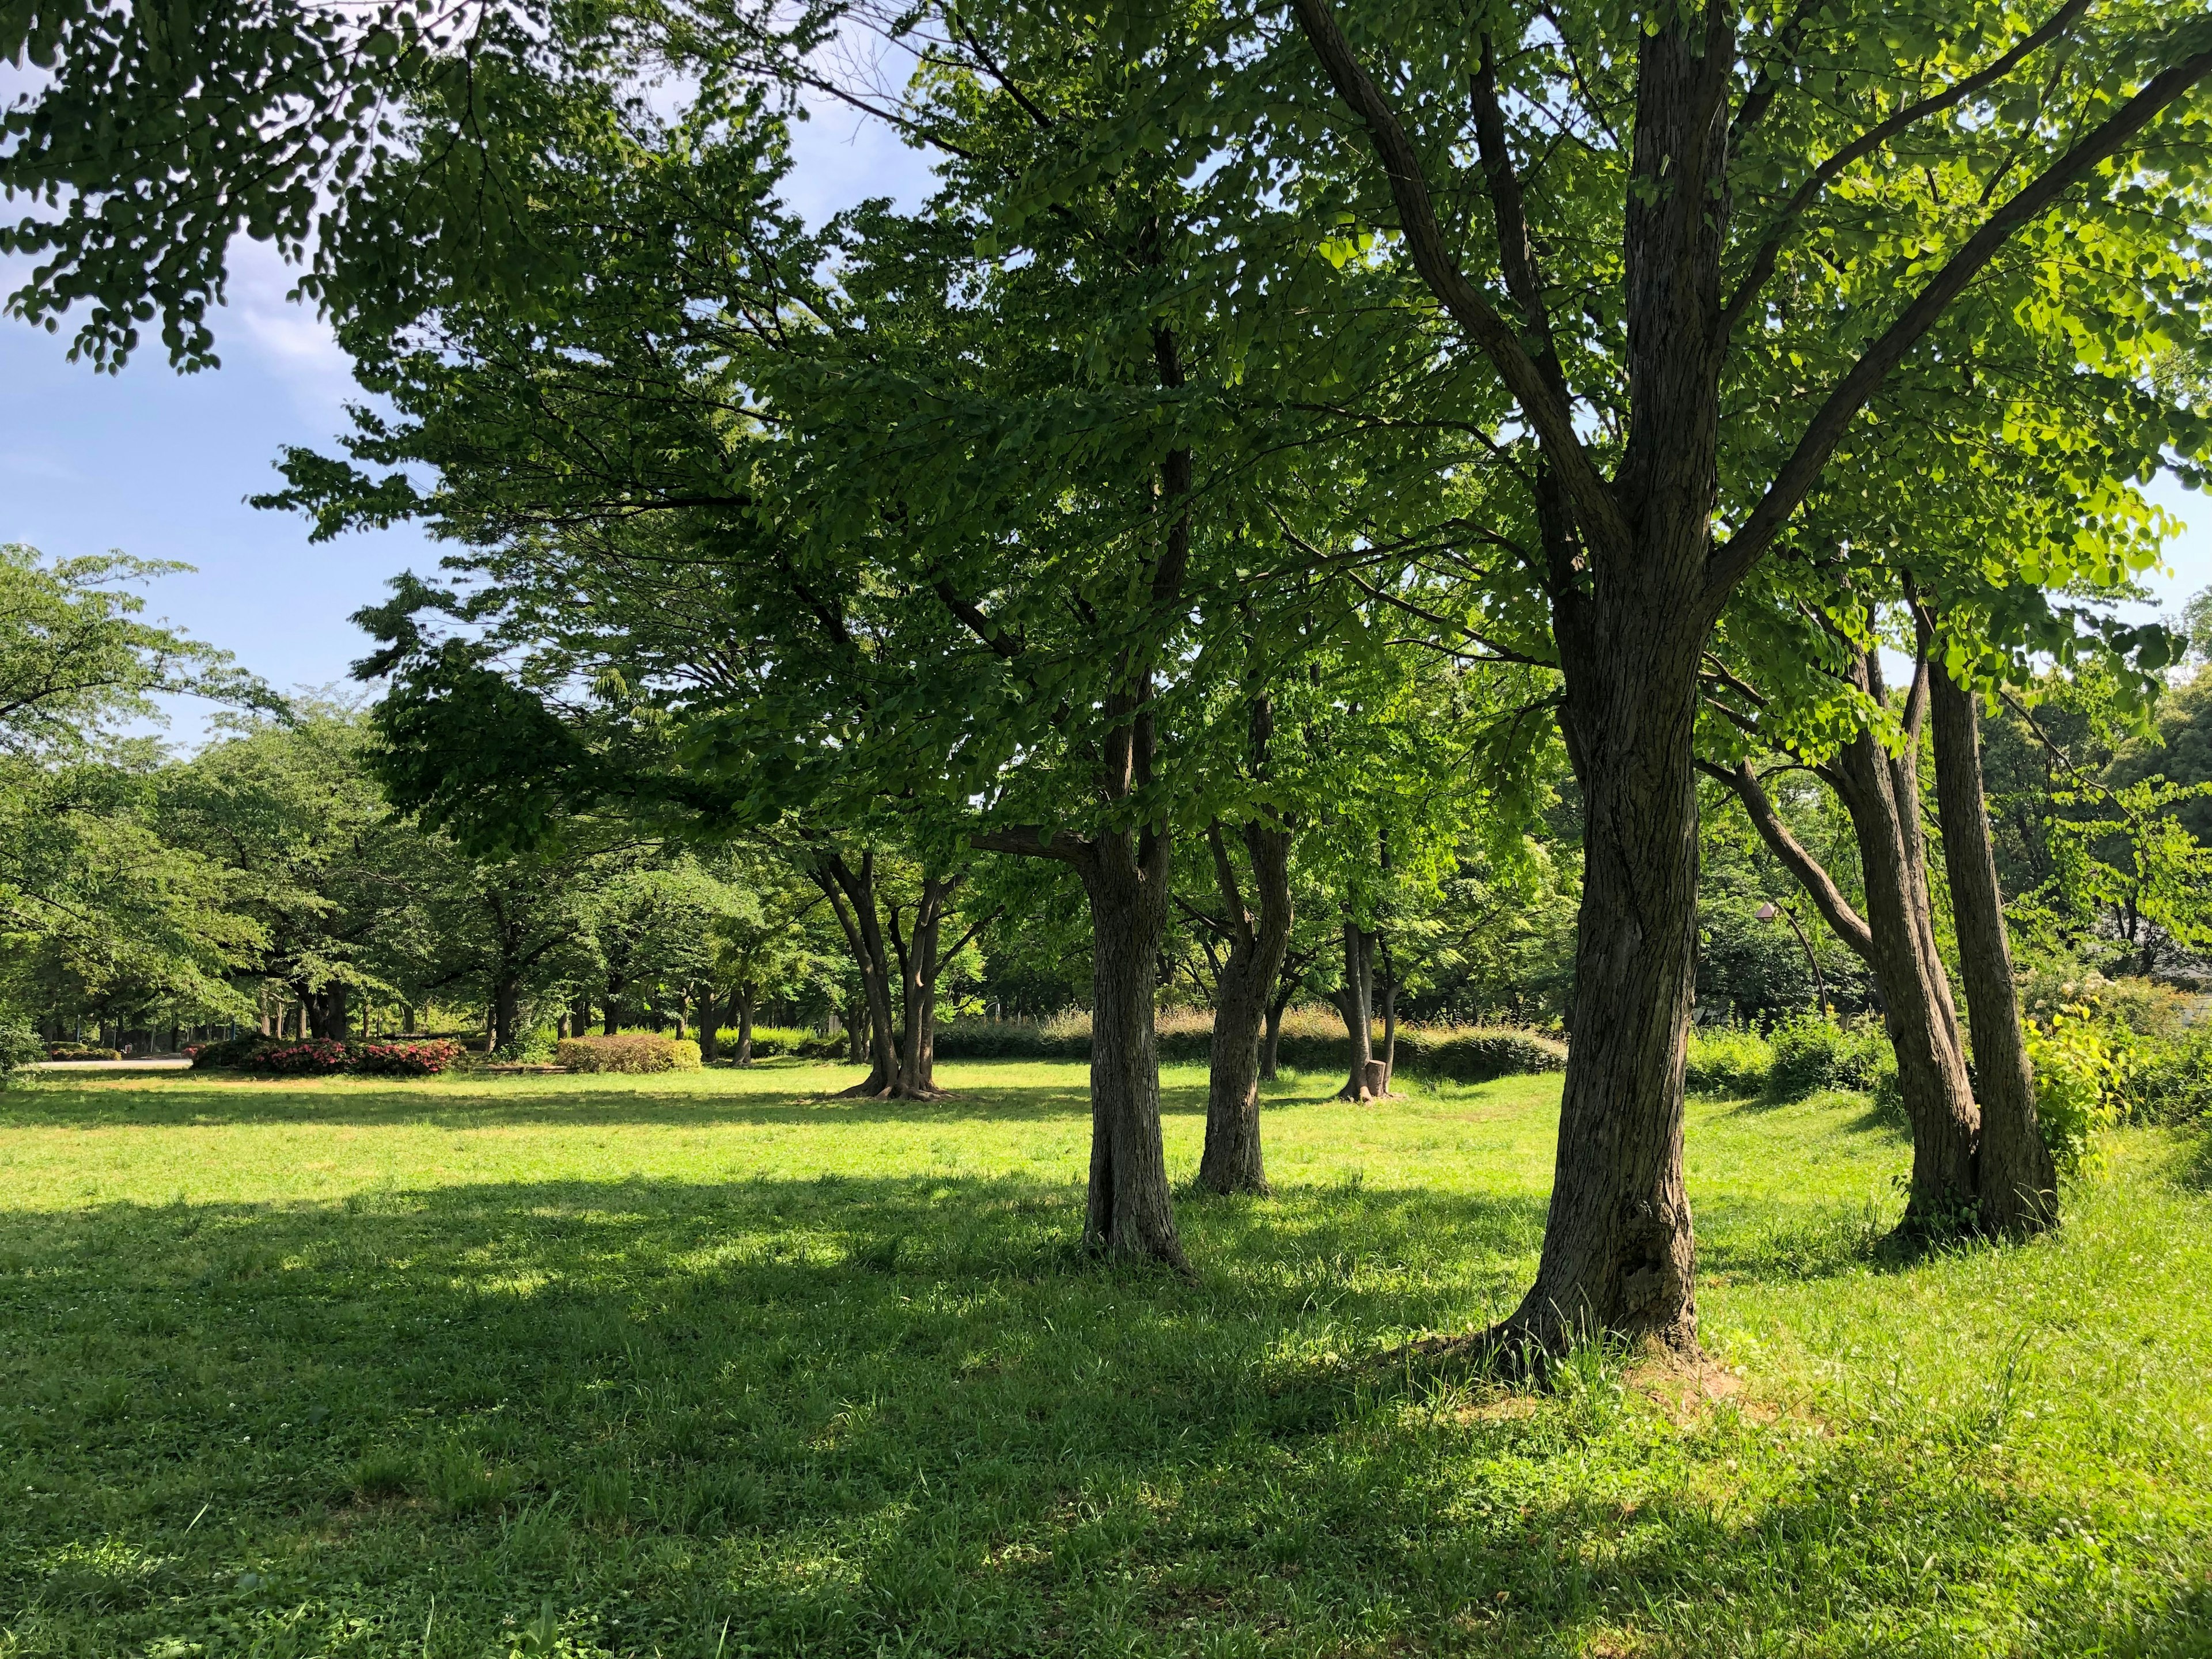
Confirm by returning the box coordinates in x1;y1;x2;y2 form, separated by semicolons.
1332;920;1378;1099
1199;815;1293;1195
814;850;903;1096
1710;642;1981;1236
1831;656;1980;1232
1074;825;1187;1267
1930;660;2056;1234
892;874;963;1098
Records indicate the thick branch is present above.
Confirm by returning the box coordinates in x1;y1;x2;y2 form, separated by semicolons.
1287;0;1626;555
1700;758;1876;961
1707;39;2212;607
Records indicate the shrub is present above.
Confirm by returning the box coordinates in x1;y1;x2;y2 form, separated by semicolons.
353;1040;463;1075
1685;1026;1773;1096
556;1033;703;1074
44;1043;122;1062
2027;1005;2131;1175
0;1023;46;1084
1765;1013;1893;1100
713;1025;846;1060
930;1011;1567;1081
187;1035;461;1075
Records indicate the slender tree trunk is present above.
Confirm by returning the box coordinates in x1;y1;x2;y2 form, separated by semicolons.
735;989;755;1067
1200;815;1293;1195
846;998;866;1065
1930;660;2056;1234
815;850;902;1096
1332;920;1377;1099
1074;826;1187;1267
1830;652;1980;1233
1715;670;1981;1235
1259;988;1291;1082
1379;933;1398;1089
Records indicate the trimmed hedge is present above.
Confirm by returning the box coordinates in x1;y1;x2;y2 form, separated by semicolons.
188;1036;463;1075
930;1015;1566;1083
45;1043;123;1062
557;1034;703;1074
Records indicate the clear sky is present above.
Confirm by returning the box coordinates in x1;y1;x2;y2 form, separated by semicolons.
3;103;2205;743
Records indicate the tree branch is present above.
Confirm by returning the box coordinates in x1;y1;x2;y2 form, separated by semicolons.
1706;37;2212;609
1699;758;1876;961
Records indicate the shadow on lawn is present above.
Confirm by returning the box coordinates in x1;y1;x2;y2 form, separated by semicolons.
0;1170;2204;1656
0;1065;1328;1131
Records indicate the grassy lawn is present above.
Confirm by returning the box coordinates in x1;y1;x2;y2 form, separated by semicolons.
0;1060;2206;1657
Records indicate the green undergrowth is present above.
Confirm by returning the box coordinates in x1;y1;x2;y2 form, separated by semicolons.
0;1061;2205;1656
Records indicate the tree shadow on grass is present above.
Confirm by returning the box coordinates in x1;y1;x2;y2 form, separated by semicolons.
0;1066;1315;1131
1;1172;2202;1657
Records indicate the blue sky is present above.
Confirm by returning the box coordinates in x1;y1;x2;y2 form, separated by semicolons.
3;103;2205;742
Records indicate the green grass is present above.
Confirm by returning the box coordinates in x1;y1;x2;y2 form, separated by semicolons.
0;1059;2206;1657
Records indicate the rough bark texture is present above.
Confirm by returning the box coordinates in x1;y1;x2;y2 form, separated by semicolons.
890;874;963;1098
1199;816;1292;1195
1931;661;2056;1234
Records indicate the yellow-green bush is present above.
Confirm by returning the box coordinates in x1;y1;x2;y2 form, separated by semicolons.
1684;1026;1774;1096
556;1034;703;1074
2027;1005;2131;1175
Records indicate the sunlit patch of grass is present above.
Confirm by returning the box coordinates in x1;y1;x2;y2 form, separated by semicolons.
0;1063;2205;1654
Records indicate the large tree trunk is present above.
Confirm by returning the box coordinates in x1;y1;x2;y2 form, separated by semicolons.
1502;615;1705;1356
491;978;520;1052
1331;919;1378;1099
1199;815;1293;1195
734;987;755;1067
1930;660;2056;1234
1074;825;1187;1267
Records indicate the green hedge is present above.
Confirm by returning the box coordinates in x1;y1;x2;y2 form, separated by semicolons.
929;1018;1565;1082
557;1035;703;1074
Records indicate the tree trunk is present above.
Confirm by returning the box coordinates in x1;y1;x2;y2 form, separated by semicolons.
1259;984;1293;1081
1074;826;1187;1267
602;995;618;1036
1502;621;1703;1355
1331;919;1377;1099
1830;653;1980;1233
735;989;755;1067
893;874;961;1097
846;998;867;1065
491;979;520;1052
815;850;903;1096
1930;659;2056;1234
1378;933;1398;1089
1200;816;1293;1195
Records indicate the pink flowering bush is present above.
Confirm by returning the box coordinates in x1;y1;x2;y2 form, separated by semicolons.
190;1036;463;1075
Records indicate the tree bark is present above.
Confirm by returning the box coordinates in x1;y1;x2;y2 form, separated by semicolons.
813;850;902;1096
1331;919;1378;1099
734;987;755;1067
1259;987;1291;1082
1199;816;1293;1195
892;874;961;1098
1710;643;1982;1235
1930;660;2056;1234
1830;652;1980;1233
1074;824;1187;1266
491;978;520;1052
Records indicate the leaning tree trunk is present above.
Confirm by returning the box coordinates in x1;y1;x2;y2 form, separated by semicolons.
1718;669;1982;1237
1930;661;2056;1234
815;850;902;1097
1332;920;1379;1099
1832;673;1981;1233
1074;825;1188;1267
1199;815;1293;1195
